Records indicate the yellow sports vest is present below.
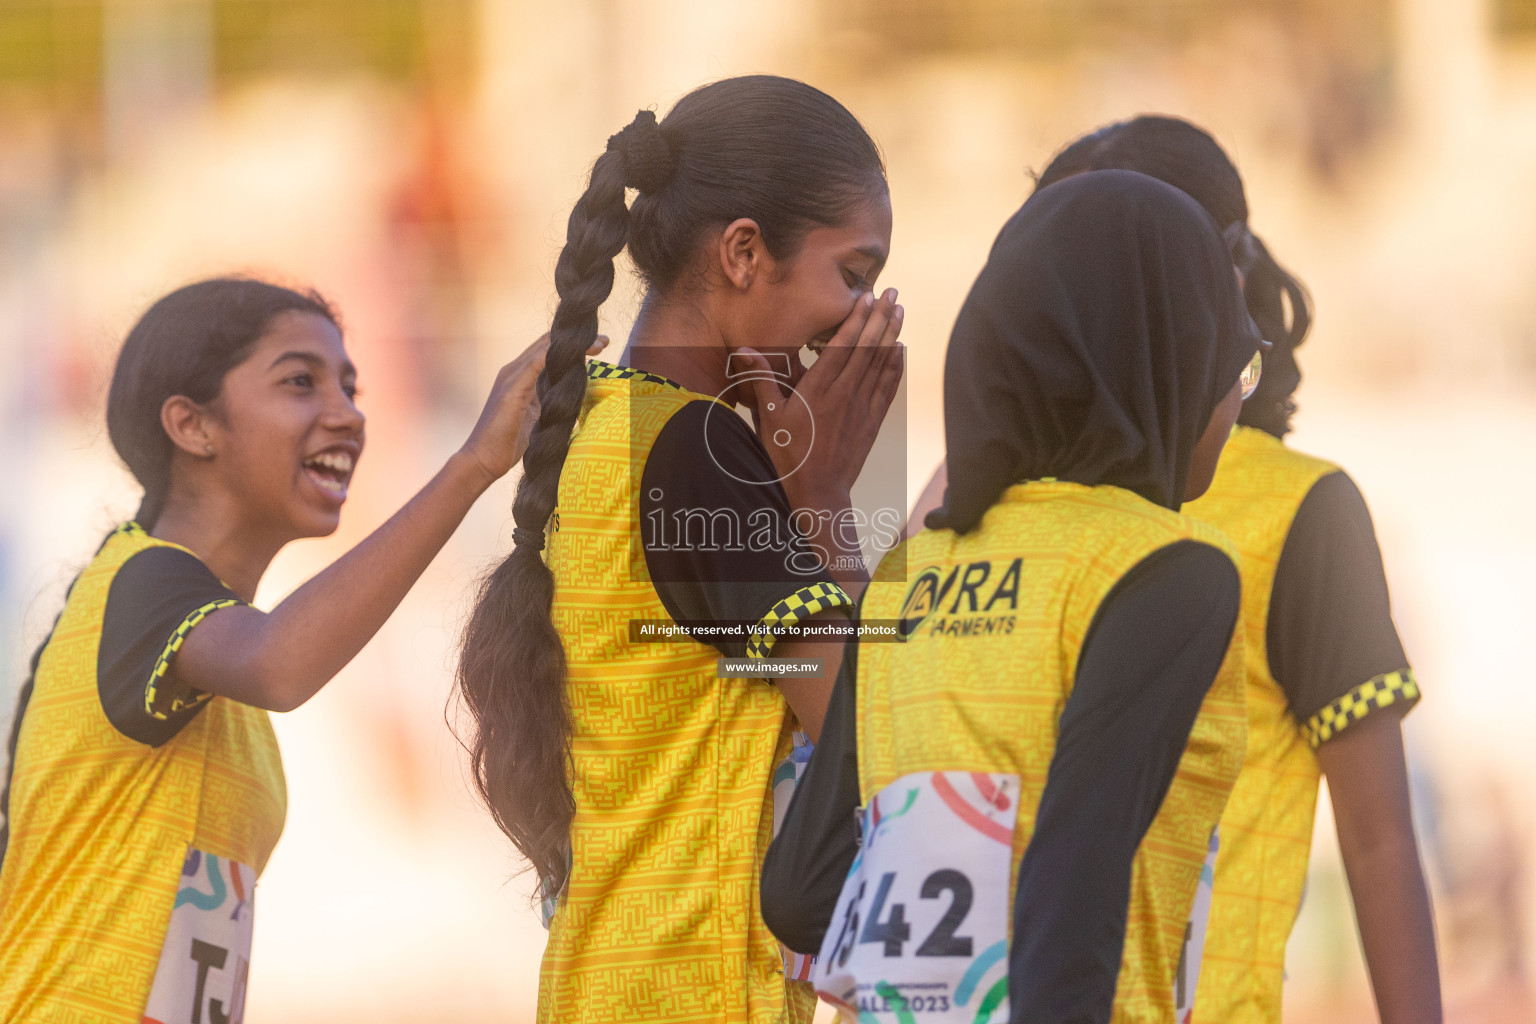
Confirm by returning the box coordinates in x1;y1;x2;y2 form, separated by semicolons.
0;523;286;1022
539;363;836;1024
857;481;1247;1023
1184;426;1420;1022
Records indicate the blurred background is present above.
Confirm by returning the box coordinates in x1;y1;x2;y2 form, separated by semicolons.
0;0;1532;1020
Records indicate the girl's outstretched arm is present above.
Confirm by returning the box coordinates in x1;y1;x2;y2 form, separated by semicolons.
1319;713;1443;1024
173;335;584;712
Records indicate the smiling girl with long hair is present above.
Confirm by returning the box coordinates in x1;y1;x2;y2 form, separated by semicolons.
0;277;557;1023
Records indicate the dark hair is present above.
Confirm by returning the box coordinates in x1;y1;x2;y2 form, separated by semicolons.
1037;115;1311;437
108;278;338;527
2;277;336;869
456;75;886;893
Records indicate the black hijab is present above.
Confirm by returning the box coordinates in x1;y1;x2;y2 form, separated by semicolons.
928;170;1262;533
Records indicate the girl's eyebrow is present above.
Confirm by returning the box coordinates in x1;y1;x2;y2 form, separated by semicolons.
267;350;358;377
853;244;888;275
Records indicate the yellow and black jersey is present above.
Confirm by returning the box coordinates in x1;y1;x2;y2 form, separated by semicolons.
764;481;1248;1023
537;362;849;1024
639;396;850;656
1183;425;1420;1022
0;522;286;1022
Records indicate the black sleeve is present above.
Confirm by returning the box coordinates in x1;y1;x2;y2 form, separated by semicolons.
1268;471;1417;746
641;400;849;659
1008;540;1241;1024
98;547;244;747
760;637;861;953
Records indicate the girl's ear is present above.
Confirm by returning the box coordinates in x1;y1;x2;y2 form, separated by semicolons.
716;217;767;291
160;395;216;458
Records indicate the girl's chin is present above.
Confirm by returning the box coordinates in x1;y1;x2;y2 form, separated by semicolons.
295;522;343;541
291;505;344;539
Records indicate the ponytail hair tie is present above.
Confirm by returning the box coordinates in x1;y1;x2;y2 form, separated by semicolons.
513;526;546;552
606;109;678;195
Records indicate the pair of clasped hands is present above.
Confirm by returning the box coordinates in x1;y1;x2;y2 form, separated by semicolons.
733;288;905;515
467;290;904;516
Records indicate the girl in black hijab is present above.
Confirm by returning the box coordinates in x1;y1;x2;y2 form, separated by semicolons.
933;170;1257;530
762;170;1260;1023
1037;116;1440;1024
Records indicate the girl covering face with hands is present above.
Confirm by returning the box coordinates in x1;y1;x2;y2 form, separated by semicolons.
456;75;904;1023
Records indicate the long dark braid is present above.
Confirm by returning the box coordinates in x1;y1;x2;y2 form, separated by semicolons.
456;121;642;888
456;77;886;896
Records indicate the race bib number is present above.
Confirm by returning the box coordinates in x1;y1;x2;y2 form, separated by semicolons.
141;849;256;1024
773;731;817;981
1173;827;1219;1022
816;771;1019;1023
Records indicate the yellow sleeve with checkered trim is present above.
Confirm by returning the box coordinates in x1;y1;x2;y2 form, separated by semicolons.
745;582;852;660
144;598;240;719
1302;668;1420;748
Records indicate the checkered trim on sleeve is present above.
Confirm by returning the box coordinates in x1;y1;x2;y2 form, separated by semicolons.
586;361;686;391
745;582;853;660
1302;669;1421;748
143;599;240;720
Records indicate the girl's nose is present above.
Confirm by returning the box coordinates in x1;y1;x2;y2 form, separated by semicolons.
323;388;366;434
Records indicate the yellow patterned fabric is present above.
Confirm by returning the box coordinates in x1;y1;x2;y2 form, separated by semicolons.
537;362;817;1024
857;481;1247;1023
1182;425;1342;1022
0;523;286;1022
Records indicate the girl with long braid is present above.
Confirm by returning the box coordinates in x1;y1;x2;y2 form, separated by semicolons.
0;277;560;1022
456;76;904;1022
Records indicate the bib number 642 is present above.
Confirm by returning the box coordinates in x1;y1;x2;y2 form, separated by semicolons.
828;868;975;965
816;772;1018;1023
